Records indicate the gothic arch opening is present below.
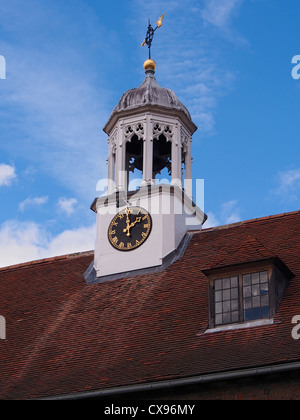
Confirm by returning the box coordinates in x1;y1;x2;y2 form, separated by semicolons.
153;133;172;182
126;134;143;190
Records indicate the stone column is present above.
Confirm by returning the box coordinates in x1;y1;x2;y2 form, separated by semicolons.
107;137;116;195
142;114;154;186
115;122;127;191
184;136;193;199
171;124;182;188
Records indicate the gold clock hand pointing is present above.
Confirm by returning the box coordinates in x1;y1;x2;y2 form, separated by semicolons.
123;208;131;236
126;208;130;225
123;216;142;237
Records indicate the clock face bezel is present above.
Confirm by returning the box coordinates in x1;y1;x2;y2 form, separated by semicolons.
107;206;152;252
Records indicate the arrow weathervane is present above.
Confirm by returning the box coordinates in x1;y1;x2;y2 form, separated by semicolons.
141;13;165;60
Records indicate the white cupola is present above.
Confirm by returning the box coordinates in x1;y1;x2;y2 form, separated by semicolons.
86;60;206;283
104;60;196;198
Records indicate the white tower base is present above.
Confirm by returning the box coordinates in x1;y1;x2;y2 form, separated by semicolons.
93;185;206;279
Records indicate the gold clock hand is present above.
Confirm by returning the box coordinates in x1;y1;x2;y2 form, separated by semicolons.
129;217;142;229
123;216;142;237
125;208;131;229
123;208;131;236
133;217;142;225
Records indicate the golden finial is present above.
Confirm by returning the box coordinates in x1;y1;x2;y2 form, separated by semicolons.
143;59;156;71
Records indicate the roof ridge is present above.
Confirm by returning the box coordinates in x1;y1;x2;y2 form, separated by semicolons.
201;210;300;232
1;210;299;274
0;250;94;273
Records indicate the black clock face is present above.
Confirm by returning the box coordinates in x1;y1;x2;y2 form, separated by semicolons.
108;207;152;251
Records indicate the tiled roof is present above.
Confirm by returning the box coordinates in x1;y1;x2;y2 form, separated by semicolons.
0;210;300;400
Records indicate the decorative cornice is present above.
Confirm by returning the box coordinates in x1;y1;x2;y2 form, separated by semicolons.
103;104;197;136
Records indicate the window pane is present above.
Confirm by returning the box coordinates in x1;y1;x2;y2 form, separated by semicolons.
223;278;230;289
260;282;269;294
214;277;240;326
231;288;238;299
223;289;230;301
223;312;231;324
252;296;261;308
261;306;270;318
252;272;259;284
244;308;252;321
215;302;223;314
223;301;231;312
215;291;222;302
252;284;260;296
252;307;262;320
232;311;239;322
260;271;268;283
215;279;222;290
243;274;251;286
244;286;252;297
231;277;238;288
244;298;252;309
231;300;239;311
242;271;270;322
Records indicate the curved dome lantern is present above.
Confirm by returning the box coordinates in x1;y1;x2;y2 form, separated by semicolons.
103;62;197;198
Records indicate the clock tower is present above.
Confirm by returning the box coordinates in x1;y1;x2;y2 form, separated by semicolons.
85;59;206;283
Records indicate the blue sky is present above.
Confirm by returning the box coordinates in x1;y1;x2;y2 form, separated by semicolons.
0;0;300;267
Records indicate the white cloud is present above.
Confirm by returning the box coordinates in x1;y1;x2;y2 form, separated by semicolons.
0;164;16;186
200;0;248;48
2;46;107;199
19;196;48;212
131;0;244;135
45;225;95;258
57;198;78;216
273;169;300;202
0;221;47;267
0;220;95;268
221;199;241;224
201;0;243;29
204;199;241;228
0;1;109;200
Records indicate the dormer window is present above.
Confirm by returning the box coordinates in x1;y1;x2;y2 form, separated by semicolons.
204;258;293;331
214;270;270;326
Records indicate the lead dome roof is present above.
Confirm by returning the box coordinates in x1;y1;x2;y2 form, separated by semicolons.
111;69;192;120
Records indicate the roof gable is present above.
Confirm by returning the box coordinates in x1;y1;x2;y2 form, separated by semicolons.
207;234;276;271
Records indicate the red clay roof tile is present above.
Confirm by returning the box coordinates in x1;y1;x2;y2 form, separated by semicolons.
0;212;300;399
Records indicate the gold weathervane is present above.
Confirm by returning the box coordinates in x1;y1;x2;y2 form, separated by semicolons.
141;13;165;60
